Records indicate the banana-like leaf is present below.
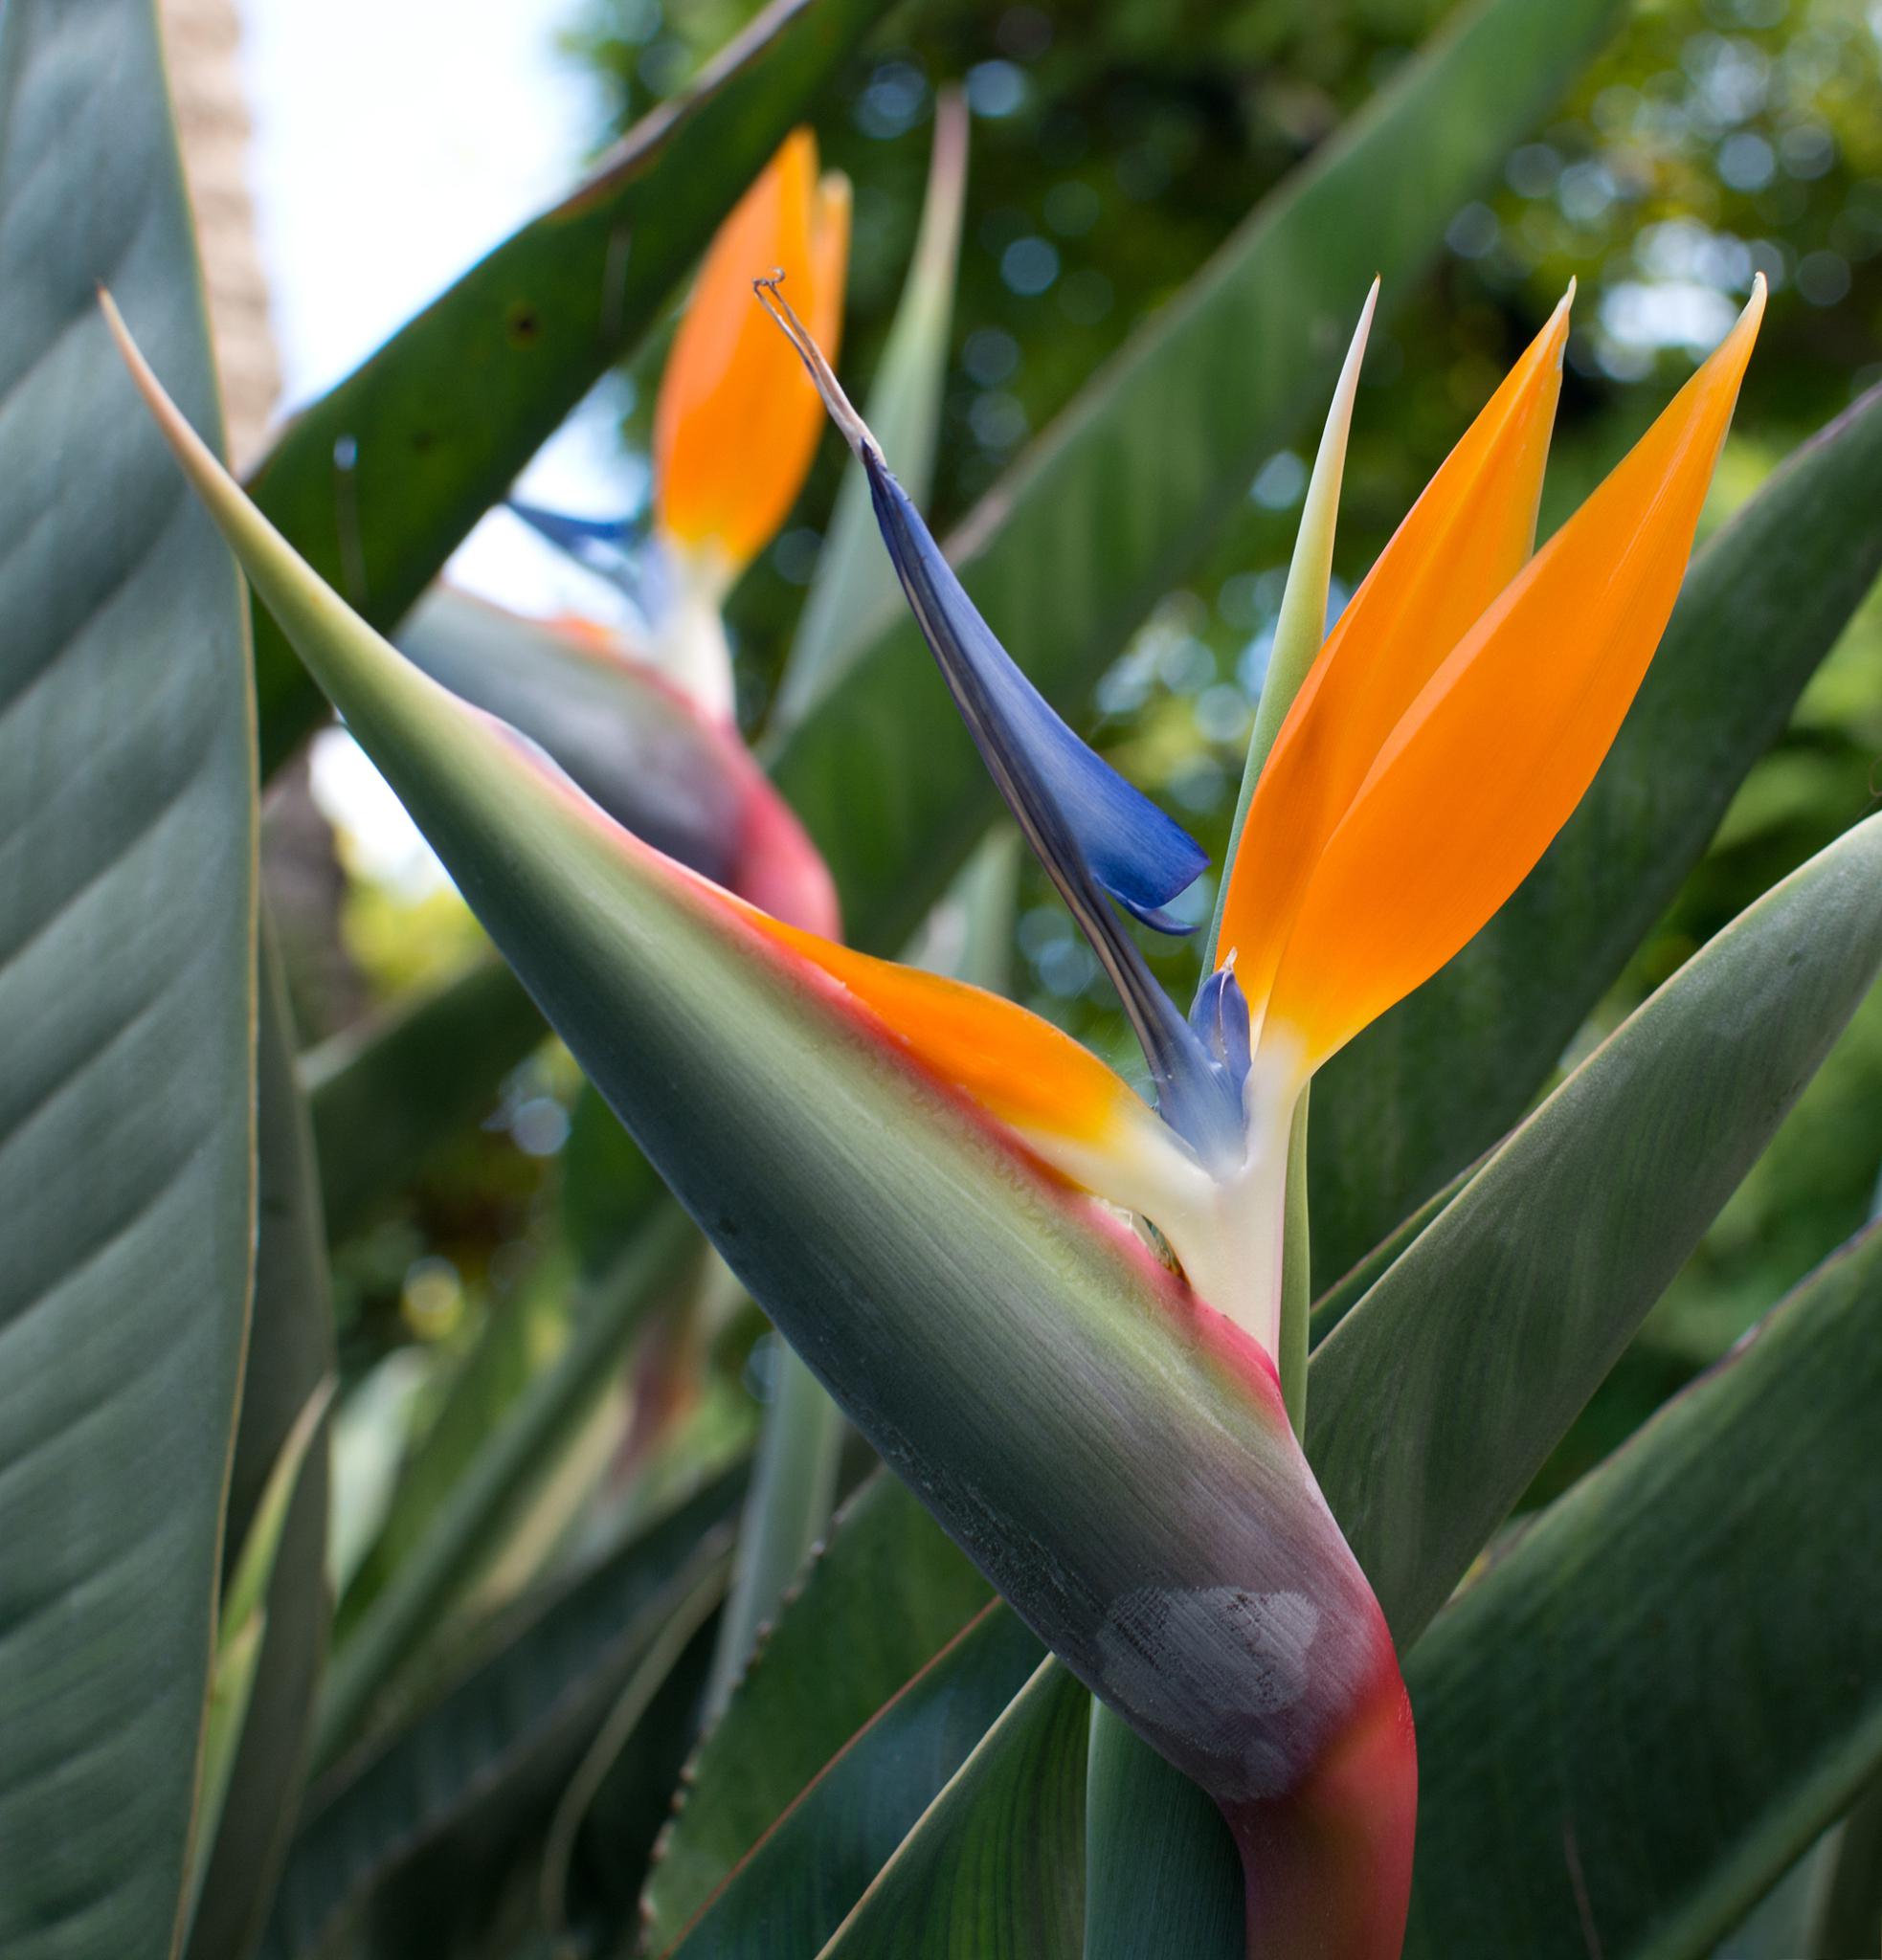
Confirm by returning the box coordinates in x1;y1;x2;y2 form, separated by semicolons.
1402;1220;1882;1960
258;1475;742;1960
818;1659;1089;1959
1308;1168;1471;1350
120;338;1414;1932
303;951;549;1240
1311;380;1882;1284
188;1379;330;1932
549;1598;724;1946
247;0;893;776
188;920;337;1960
768;0;1625;958
1309;812;1882;1645
0;6;257;1953
315;1204;698;1768
1082;1700;1243;1960
643;1474;995;1949
190;1621;266;1944
665;1604;1045;1958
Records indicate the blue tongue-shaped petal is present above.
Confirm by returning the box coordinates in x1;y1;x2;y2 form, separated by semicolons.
757;278;1240;1165
862;459;1207;932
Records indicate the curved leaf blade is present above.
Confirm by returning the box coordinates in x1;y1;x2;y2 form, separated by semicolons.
667;1603;1044;1958
1404;1220;1882;1960
1310;812;1882;1645
818;1659;1089;1960
258;1475;742;1960
644;1473;995;1949
186;920;335;1960
0;3;257;1951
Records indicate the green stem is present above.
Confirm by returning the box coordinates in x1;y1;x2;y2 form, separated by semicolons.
1277;1096;1312;1437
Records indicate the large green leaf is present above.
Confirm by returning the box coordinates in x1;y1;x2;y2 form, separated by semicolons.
1309;811;1882;1645
768;0;1625;958
123;360;1403;1878
642;1473;995;1948
1081;1702;1241;1960
187;921;336;1960
247;0;893;777
258;1475;742;1960
1311;379;1882;1284
1403;1219;1882;1960
665;1605;1044;1958
315;1201;697;1769
818;1659;1089;1959
0;4;257;1954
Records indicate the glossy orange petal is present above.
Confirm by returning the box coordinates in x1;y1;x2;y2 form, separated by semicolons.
1265;280;1765;1069
654;130;850;580
753;909;1153;1147
1216;291;1573;1009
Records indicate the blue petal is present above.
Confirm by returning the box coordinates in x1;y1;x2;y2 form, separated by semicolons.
755;278;1243;1164
1190;963;1252;1095
506;499;648;592
862;461;1207;933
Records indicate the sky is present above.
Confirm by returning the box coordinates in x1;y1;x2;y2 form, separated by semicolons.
236;0;635;884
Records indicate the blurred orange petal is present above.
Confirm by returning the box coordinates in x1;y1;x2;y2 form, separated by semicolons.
654;129;850;581
1265;280;1764;1068
1217;289;1572;1010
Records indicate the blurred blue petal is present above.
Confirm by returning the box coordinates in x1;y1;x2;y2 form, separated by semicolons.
506;499;649;593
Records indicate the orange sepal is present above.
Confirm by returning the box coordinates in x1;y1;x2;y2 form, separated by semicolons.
1217;291;1572;1010
1265;281;1765;1068
748;910;1156;1156
653;129;851;580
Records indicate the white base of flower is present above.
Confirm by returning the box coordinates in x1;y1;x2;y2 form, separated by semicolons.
654;547;738;725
